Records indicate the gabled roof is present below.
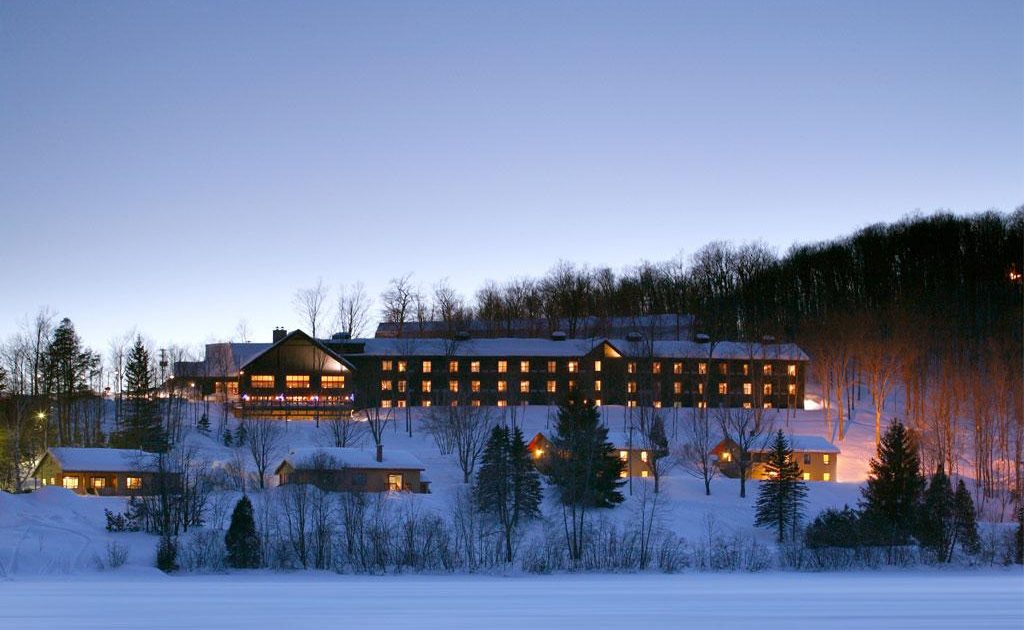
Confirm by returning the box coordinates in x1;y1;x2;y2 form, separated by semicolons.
276;447;426;474
749;435;841;454
32;447;161;476
238;329;356;372
337;337;619;359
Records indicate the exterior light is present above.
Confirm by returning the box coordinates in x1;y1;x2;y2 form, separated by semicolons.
36;411;46;420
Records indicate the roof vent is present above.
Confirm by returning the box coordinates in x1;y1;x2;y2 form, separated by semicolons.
695;333;710;344
332;331;352;341
550;331;567;341
272;327;288;343
455;331;471;341
761;334;776;344
626;331;643;342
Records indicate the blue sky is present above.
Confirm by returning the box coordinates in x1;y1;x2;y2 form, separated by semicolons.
1;1;1021;349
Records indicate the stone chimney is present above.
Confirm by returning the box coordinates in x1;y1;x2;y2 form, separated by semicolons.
272;327;287;343
376;443;383;463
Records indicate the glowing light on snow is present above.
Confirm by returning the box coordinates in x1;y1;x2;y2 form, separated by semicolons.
803;397;822;410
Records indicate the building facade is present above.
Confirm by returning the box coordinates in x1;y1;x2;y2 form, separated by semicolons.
32;447;182;496
713;436;839;482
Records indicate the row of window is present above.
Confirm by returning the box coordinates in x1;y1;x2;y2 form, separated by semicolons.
250;375;346;389
379;359;799;376
379;378;797;397
43;475;142;490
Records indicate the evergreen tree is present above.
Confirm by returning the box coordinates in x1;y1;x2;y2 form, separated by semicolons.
754;431;808;542
805;505;863;549
235;421;248;446
952;479;981;557
918;465;954;561
860;420;925;547
225;495;261;569
1015;505;1023;565
222;424;233;447
112;338;166;452
156;535;178;572
197;413;211;435
474;425;542;563
41;318;98;445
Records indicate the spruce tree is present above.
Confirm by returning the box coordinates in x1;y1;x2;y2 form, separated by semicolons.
474;425;542;563
197;413;211;435
41;318;98;445
225;495;261;569
156;535;178;572
805;505;862;549
952;479;980;557
112;338;166;452
860;420;924;547
754;430;808;542
222;425;233;447
918;465;954;561
235;421;248;446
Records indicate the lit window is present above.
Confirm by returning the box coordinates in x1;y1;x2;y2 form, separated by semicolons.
520;360;530;373
718;383;728;395
652;362;661;375
422;400;432;407
802;472;810;481
449;360;459;373
640;451;649;463
321;375;345;389
698;383;704;395
497;400;507;407
627;400;637;408
568;380;577;392
743;383;752;395
763;401;773;409
381;380;393;391
721;451;732;462
641;470;649;478
653;401;661;408
620;450;629;461
449;380;459;393
286;375;310;389
823;472;831;481
568;360;578;373
619;470;628;478
743;402;752;408
823;454;830;465
698;362;707;375
627;381;637;394
673;362;683;375
718;363;728;375
126;477;142;490
594;360;602;372
471;380;481;393
388;474;403;491
673;381;682;395
450;400;458;407
788;384;797;395
548;361;557;373
422;381;432;393
91;477;106;489
396;400;406;408
742;363;749;376
533;448;544;459
382;360;393;371
519;380;530;394
251;375;274;389
497;380;507;393
397;361;407;373
595;380;602;392
546;380;556;393
763;383;773;396
422;360;432;373
381;400;393;408
470;361;480;373
397;380;407;393
471;400;481;407
697;401;707;409
594;398;602;406
498;360;507;373
763;364;773;376
787;364;797;377
627;362;636;374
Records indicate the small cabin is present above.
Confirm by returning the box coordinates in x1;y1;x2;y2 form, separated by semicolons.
527;431;655;478
31;447;181;496
713;435;839;482
275;446;429;493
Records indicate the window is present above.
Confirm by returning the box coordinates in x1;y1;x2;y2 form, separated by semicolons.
422;360;432;373
743;383;752;395
397;360;407;373
497;400;507;407
381;380;393;391
673;382;682;395
697;401;707;409
763;401;773;409
321;375;345;389
397;380;407;393
619;450;628;461
387;474;403;491
718;383;728;395
698;383;704;395
533;448;544;459
520;360;530;373
251;375;274;389
396;400;407;408
627;400;637;408
471;380;481;393
641;470;649;478
698;362;707;375
721;451;732;462
788;384;797;395
470;361;480;373
449;380;459;393
91;477;106;489
653;401;662;408
382;360;393;371
449;360;459;373
718;363;728;375
763;383;773;395
673;362;683;375
471;399;481;407
568;360;578;373
627;381;637;394
763;364;773;376
381;400;393;408
497;380;507;393
803;454;811;465
802;472;811;481
568;380;577;392
126;477;142;490
640;451;649;463
546;380;556;393
422;400;432;407
823;454;830;465
450;400;458;407
652;362;661;375
286;375;310;389
594;398;602;406
594;360;601;372
823;472;831;481
742;363;749;376
627;361;637;374
498;360;508;373
619;470;628;478
519;380;530;393
422;380;432;393
743;402;752;409
595;380;602;392
548;360;557;373
787;364;797;377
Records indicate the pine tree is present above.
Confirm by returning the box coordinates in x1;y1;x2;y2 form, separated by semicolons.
197;413;211;435
225;495;261;569
918;465;954;561
222;425;233;447
754;431;808;542
156;535;178;572
235;421;248;446
804;505;862;549
112;338;166;452
860;420;924;547
952;479;980;557
474;425;542;563
41;318;98;445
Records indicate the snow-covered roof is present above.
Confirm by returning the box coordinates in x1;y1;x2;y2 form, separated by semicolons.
38;448;161;473
532;430;646;450
279;447;426;471
646;340;810;361
341;337;610;358
749;435;840;454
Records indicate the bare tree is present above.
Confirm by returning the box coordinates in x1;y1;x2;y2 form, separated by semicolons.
234;319;252;343
364;405;394;457
424;402;496;483
380;274;416;337
335;281;372;338
717;406;772;498
293;278;329;338
433;278;467;336
323;412;365;448
860;327;903;446
679;406;719;495
245;419;284;490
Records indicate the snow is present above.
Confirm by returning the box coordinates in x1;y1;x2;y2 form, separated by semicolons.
280;446;426;470
0;572;1020;629
750;434;841;453
39;447;160;473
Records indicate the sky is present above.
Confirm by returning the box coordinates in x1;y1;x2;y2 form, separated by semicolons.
1;1;1021;351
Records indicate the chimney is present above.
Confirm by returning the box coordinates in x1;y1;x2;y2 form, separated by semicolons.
376;443;383;463
550;331;567;341
272;327;287;343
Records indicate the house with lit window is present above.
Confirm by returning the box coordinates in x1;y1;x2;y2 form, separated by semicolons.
527;430;654;478
712;435;839;482
275;446;429;493
31;447;181;496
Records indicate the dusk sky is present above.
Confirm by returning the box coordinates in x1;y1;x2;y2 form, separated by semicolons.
2;1;1021;350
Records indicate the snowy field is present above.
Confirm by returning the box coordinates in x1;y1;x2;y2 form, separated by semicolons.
1;572;1022;629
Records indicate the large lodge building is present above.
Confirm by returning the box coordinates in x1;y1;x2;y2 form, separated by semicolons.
174;323;809;418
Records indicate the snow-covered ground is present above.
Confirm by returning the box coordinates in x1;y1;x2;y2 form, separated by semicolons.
1;572;1022;629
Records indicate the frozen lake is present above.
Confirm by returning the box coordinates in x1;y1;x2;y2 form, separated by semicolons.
2;571;1022;629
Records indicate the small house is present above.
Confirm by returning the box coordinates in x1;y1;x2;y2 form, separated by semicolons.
31;447;181;496
713;435;839;482
275;446;429;493
527;430;656;478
